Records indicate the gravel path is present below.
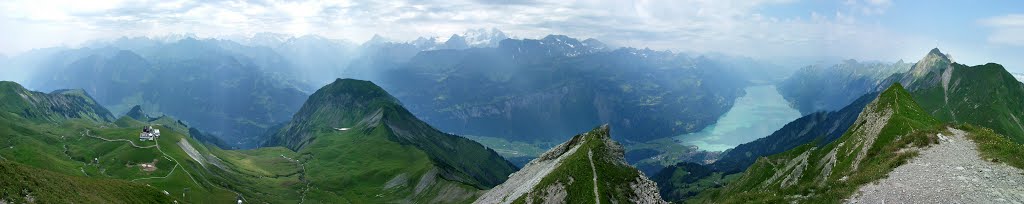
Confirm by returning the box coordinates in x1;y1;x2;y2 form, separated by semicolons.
589;149;600;204
848;128;1024;203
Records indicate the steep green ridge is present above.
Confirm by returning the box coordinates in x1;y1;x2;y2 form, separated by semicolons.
265;78;518;202
653;92;877;202
0;159;172;203
264;78;399;150
695;83;941;203
710;92;878;174
911;62;1024;143
0;81;114;123
475;125;667;204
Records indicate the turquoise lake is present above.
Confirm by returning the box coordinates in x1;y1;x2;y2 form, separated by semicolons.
675;85;802;152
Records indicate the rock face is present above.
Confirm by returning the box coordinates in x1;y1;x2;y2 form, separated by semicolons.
475;125;668;204
848;128;1024;203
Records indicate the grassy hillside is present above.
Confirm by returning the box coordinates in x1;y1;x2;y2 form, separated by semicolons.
264;78;518;202
694;83;943;203
0;159;172;203
958;124;1024;170
0;81;114;123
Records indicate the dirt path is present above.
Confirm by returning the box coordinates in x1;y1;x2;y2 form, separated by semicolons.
281;154;312;204
81;129;156;148
848;128;1024;203
589;149;600;204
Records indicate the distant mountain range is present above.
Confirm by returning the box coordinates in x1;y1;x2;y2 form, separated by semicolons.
3;31;781;151
778;59;910;114
2;40;1024;203
19;39;309;149
374;35;755;144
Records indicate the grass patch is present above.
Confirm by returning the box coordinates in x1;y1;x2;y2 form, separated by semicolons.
958;124;1024;170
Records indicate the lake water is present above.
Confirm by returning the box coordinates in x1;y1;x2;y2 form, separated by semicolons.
675;85;802;152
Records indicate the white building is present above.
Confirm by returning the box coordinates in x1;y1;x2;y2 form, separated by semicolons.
139;126;161;141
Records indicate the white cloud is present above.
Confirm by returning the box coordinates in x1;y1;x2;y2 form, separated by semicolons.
0;0;924;61
980;14;1024;46
843;0;891;15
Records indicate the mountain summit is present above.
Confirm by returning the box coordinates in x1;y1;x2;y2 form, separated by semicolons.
896;48;955;90
475;125;667;203
264;78;517;202
264;78;400;149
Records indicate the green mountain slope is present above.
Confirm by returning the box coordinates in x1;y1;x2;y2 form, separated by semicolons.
264;78;518;202
475;125;667;204
0;81;247;203
0;81;114;123
778;48;1024;145
652;92;878;202
911;62;1024;143
695;83;942;203
0;159;172;203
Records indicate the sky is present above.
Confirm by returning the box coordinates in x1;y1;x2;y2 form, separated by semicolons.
1;0;1023;71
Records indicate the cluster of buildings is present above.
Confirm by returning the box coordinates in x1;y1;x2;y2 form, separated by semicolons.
139;125;161;141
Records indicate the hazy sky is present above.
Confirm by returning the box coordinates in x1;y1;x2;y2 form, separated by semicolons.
2;0;1023;71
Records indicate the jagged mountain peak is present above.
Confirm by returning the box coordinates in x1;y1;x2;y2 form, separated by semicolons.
125;105;150;121
909;48;952;77
444;34;469;49
361;34;393;47
462;28;509;47
927;48;948;59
